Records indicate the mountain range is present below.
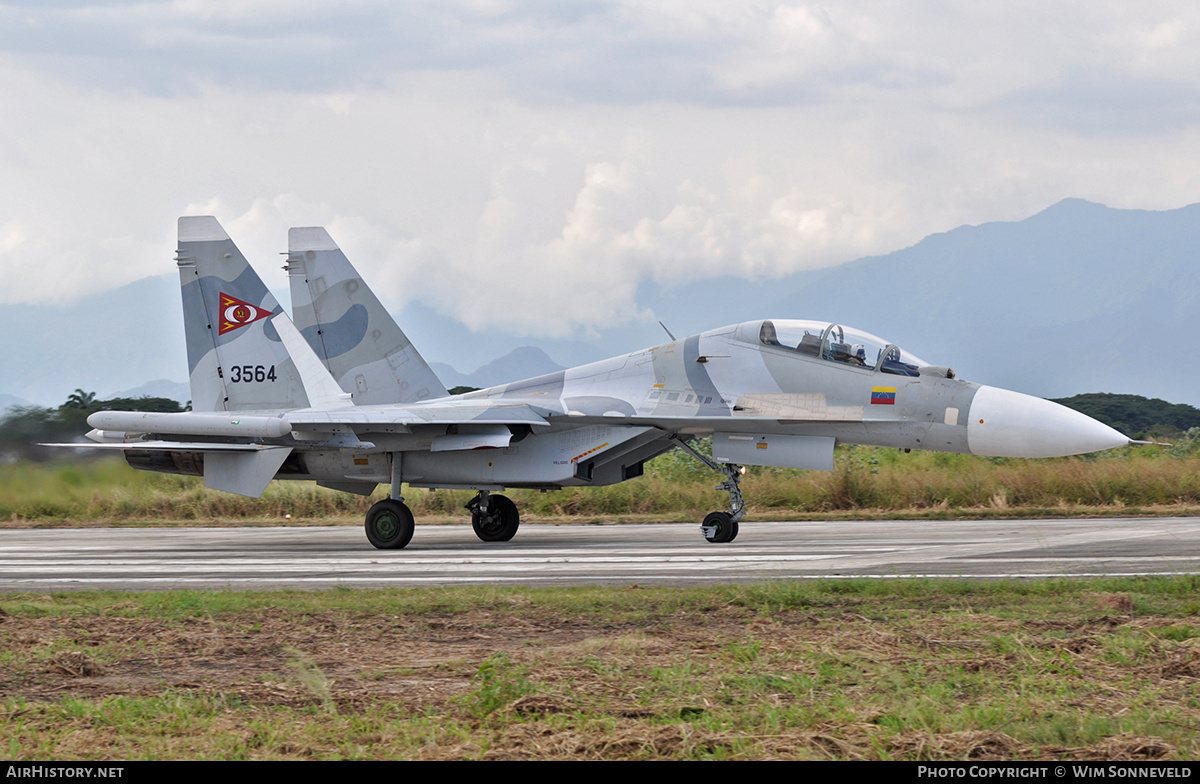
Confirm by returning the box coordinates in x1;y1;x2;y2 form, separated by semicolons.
1;198;1195;409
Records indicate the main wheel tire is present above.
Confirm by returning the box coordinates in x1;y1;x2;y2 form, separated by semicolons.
365;499;415;549
471;493;520;542
702;511;737;544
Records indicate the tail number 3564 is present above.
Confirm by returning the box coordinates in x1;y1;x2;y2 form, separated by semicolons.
230;365;277;383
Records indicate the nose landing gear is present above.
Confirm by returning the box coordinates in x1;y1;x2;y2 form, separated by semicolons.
671;436;746;544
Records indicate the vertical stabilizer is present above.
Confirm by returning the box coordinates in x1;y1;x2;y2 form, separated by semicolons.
177;216;310;412
287;227;448;406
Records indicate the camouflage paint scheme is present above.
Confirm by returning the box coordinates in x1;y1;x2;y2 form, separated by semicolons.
286;227;446;407
79;217;1130;547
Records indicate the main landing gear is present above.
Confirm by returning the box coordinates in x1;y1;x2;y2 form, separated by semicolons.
365;498;415;549
466;490;520;542
671;436;746;544
366;452;416;550
363;491;521;549
363;454;524;549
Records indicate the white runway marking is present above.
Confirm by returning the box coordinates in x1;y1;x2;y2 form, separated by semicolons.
1;518;1198;590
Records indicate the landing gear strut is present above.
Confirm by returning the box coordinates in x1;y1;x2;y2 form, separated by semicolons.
672;436;745;544
365;451;415;550
467;490;520;542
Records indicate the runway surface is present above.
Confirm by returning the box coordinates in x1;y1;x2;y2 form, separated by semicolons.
2;517;1199;591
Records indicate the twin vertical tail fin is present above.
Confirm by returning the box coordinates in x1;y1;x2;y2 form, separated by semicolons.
177;217;442;413
286;227;448;406
177;216;312;412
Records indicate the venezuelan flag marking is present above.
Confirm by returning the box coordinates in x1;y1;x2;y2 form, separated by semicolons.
871;386;897;405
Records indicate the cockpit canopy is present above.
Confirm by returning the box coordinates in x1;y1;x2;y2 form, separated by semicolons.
751;319;928;377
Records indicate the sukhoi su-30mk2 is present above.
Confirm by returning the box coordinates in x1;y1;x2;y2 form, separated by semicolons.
76;217;1131;548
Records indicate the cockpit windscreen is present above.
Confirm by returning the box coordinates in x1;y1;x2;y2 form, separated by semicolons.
757;320;928;377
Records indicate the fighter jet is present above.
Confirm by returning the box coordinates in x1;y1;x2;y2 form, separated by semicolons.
79;217;1131;548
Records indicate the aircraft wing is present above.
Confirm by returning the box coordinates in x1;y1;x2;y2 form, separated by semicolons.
82;401;549;439
284;402;550;428
43;441;282;452
553;413;860;428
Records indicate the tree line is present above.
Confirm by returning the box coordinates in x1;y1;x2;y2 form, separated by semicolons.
1051;393;1200;440
0;389;187;461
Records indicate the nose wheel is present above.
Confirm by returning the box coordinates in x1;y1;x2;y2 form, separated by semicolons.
671;436;746;544
701;511;739;543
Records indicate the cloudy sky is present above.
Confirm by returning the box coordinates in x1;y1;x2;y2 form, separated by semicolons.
2;1;1198;339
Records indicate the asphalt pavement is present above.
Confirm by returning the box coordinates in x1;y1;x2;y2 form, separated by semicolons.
2;517;1198;591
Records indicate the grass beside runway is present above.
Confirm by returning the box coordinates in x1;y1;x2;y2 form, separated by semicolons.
2;577;1199;760
3;437;1199;526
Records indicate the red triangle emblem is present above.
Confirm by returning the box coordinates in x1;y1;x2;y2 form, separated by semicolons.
218;292;272;335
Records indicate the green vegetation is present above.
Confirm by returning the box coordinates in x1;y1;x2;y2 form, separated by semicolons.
2;578;1199;760
2;435;1198;524
0;390;186;461
1052;393;1200;440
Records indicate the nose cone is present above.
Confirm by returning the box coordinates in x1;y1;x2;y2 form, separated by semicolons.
967;385;1129;458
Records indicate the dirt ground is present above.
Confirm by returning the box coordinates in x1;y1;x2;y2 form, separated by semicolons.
2;597;1194;760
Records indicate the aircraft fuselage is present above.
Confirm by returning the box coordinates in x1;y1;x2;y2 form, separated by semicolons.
77;218;1129;548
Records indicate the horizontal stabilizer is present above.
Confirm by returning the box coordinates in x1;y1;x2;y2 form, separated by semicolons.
204;446;293;498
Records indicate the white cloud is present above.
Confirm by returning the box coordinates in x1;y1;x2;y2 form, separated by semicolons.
0;1;1199;343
